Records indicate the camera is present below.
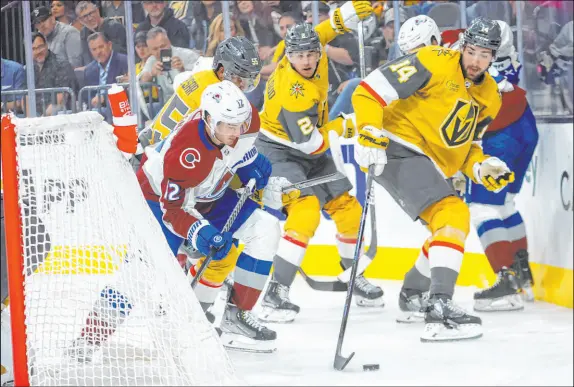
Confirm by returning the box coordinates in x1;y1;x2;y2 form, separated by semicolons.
160;48;172;71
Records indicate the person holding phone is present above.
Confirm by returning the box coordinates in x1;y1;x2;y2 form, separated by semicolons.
139;26;200;101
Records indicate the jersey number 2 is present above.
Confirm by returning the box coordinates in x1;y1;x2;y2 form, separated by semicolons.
389;59;418;83
165;181;181;201
297;116;314;135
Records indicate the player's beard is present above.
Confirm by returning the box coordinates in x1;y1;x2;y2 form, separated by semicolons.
460;58;488;82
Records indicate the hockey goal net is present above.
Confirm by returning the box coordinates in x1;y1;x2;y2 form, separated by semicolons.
1;112;238;386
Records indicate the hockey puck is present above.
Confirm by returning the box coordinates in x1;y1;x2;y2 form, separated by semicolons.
363;364;380;371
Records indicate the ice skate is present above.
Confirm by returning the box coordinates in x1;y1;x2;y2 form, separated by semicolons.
65;337;98;363
219;303;277;353
514;250;535;302
396;288;429;323
353;274;385;307
474;267;524;312
259;279;300;323
421;294;482;342
220;274;235;301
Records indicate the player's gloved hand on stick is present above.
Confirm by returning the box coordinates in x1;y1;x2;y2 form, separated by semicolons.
474;157;515;192
236;152;272;190
258;177;301;210
188;220;234;261
331;1;373;34
354;125;389;176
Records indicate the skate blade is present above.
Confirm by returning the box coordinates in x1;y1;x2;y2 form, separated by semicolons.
354;295;385;308
396;311;424;324
257;306;298;323
1;365;14;387
220;332;277;353
420;322;483;342
473;294;524;312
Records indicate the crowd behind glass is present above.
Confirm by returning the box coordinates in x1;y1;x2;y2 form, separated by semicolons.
1;0;572;124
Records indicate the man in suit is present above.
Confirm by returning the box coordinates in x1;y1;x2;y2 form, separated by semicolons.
84;31;128;122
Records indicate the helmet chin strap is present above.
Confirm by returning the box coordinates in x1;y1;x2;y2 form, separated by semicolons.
204;114;223;146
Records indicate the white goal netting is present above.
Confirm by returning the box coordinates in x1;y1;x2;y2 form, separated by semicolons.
7;112;238;385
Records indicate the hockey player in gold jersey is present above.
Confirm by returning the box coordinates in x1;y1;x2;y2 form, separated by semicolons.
353;18;515;342
255;1;383;323
138;36;262;147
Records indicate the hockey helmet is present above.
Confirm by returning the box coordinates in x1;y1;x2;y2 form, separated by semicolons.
200;80;252;138
398;15;442;54
463;17;502;56
285;23;321;54
494;20;515;59
213;36;262;93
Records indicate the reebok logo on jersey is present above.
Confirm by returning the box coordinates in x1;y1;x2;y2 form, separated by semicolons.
180;148;201;169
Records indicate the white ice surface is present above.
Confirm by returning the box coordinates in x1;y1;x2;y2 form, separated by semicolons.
224;276;573;386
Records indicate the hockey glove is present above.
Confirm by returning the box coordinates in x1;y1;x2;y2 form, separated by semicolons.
330;1;373;34
258;176;301;210
537;51;570;85
452;171;467;197
188;220;234;261
235;152;272;190
354;125;389;176
339;112;357;139
474;157;515;192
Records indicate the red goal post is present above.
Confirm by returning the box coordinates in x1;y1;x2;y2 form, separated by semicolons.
1;112;239;386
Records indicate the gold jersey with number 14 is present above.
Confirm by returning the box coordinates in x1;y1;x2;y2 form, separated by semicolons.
353;45;502;179
147;69;221;145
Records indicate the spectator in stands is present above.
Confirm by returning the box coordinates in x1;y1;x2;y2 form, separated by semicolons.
1;57;26;114
83;32;128;121
372;7;406;64
133;30;161;118
189;1;222;53
234;1;279;63
262;11;299;78
139;26;199;101
262;0;303;40
205;14;245;56
134;31;151;75
168;1;195;28
31;6;83;68
76;1;127;67
31;32;78;116
51;0;83;31
101;1;146;26
136;1;190;49
245;11;299;110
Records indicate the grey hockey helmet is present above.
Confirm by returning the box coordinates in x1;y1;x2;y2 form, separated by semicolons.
213;36;262;93
285;23;321;54
463;17;502;55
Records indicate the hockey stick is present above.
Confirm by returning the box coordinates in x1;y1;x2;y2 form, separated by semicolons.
282;130;348;192
298;202;377;291
334;19;372;371
334;166;376;371
190;179;256;289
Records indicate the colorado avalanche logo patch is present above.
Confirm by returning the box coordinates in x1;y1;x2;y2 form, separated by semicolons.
180;148;201;169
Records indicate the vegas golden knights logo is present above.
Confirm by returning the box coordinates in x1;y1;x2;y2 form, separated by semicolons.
439;99;479;147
